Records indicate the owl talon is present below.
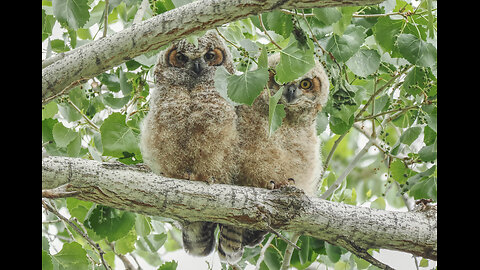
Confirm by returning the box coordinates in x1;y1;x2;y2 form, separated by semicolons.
269;178;295;190
183;171;193;180
206;176;215;185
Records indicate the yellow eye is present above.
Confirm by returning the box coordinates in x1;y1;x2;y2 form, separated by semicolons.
300;79;312;89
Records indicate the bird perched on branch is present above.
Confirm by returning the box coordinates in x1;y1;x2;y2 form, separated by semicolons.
217;53;330;264
140;30;238;258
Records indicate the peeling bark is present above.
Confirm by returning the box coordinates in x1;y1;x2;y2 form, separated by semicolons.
41;0;383;103
42;156;437;260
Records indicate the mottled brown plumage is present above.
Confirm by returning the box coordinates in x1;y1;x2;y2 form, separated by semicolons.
218;54;330;263
236;53;329;195
139;30;237;257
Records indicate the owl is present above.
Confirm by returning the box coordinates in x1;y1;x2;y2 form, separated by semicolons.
139;30;237;257
218;54;330;263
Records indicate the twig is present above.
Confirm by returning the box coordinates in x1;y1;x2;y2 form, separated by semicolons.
320;139;374;200
255;234;276;270
42;184;81;199
354;66;412;122
67;99;100;131
258;15;282;50
280;232;301;270
42;200;111;270
42;78;88;105
103;0;109;38
317;132;348;191
266;224;300;250
133;0;149;24
108;242;137;270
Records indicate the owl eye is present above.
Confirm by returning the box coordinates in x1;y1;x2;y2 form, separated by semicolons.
205;48;225;66
175;52;188;63
204;51;216;61
299;79;312;90
167;48;188;67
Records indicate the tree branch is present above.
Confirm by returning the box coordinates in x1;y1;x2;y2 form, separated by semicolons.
41;0;383;104
42;156;437;261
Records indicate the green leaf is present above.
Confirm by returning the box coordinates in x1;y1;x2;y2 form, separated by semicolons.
50;39;70;53
115;229;137;255
268;87;286;136
390;159;410;185
325;242;341;263
399;126;422;146
138;233;168;253
52;0;90;30
275;37;315;84
100;112;140;158
396;34;437;67
227;68;269;105
135;215;152;237
419;140;437;162
84;205;136;242
266;10;293;38
42;102;58;120
326;25;366;63
329;115;353;135
345;48;380;77
313;7;342;25
53;242;89;269
370;197;386;210
402;67;427;96
42;250;53;270
101;92;131;109
52;122;79;148
263;246;282;270
158;260;178;270
97;72;121;92
66;198;93;222
410;177;437;201
258;44;268;69
373;16;403;54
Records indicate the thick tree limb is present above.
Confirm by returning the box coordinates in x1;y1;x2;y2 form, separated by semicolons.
41;0;383;103
42;156;437;261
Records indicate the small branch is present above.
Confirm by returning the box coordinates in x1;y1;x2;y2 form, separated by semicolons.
42;156;437;260
258;15;282;50
103;0;109;38
42;184;81;199
316;132;348;192
320;139;374;200
67;99;100;131
354;66;411;121
42;200;112;270
108;242;137;270
133;0;149;24
255;234;276;270
280;233;301;270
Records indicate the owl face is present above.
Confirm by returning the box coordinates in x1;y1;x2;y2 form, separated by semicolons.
267;63;329;113
155;31;233;88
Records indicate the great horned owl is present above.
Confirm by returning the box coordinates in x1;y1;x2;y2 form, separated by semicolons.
218;54;330;263
139;30;237;257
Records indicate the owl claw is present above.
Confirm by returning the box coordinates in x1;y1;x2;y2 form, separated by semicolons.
269;178;295;190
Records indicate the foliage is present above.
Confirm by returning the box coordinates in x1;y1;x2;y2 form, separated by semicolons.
42;0;437;269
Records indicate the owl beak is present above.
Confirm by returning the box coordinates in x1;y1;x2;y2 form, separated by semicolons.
192;59;202;75
284;83;297;103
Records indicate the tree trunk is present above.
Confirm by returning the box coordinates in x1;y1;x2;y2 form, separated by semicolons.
41;0;383;103
42;156;437;261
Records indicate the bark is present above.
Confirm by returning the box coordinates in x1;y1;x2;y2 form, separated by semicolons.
42;156;437;261
41;0;383;103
